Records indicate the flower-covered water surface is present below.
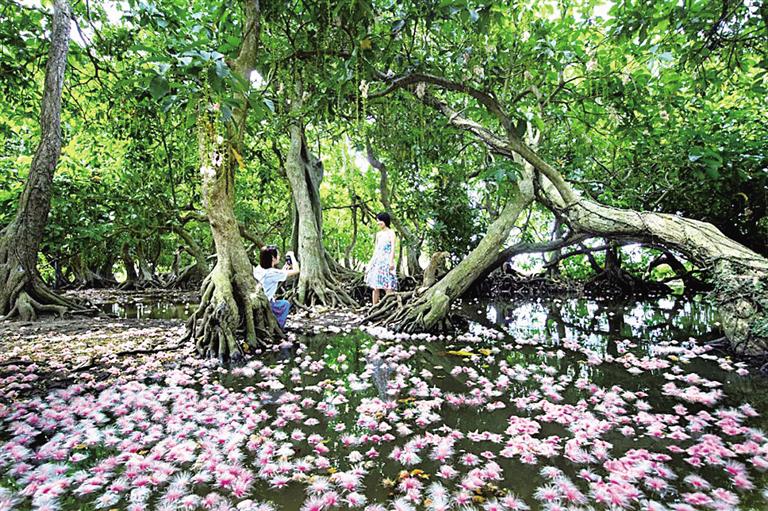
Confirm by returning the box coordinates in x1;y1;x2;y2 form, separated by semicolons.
1;297;767;510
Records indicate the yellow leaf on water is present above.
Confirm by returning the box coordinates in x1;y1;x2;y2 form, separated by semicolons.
446;350;475;357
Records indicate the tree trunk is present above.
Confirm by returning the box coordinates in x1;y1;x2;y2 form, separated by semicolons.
290;203;300;256
72;254;117;289
283;80;356;307
135;244;160;287
545;219;564;277
343;203;359;268
366;181;532;332
0;0;83;320
514;140;768;353
647;249;710;293
120;245;139;289
375;75;768;353
422;251;449;288
415;88;768;354
183;0;282;363
169;224;208;288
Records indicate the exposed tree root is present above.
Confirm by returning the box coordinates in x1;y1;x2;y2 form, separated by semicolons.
363;288;457;334
183;263;283;365
584;267;671;297
162;262;207;290
288;270;360;309
0;252;89;321
476;269;582;299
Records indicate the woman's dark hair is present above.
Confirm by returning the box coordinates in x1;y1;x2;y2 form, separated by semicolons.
376;212;391;228
260;245;279;268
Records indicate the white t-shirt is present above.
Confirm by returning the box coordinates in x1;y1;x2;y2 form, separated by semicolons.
253;266;288;300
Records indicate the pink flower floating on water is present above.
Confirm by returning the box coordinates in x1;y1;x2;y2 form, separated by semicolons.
0;315;765;511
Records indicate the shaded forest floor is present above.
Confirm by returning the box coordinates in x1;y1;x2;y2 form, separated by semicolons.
0;289;371;402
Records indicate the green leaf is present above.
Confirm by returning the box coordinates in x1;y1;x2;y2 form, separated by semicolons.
149;75;169;100
214;60;230;78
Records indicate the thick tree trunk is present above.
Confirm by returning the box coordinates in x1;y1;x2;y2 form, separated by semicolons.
183;0;282;363
0;0;83;320
510;140;768;352
184;111;282;362
422;251;449;288
367;181;532;332
390;79;768;354
283;82;356;307
72;254;117;289
343;203;359;268
135;244;161;287
118;245;160;289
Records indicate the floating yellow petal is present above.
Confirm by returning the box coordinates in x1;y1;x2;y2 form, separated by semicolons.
446;350;475;357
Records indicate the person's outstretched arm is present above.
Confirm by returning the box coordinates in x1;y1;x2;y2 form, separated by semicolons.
283;251;300;277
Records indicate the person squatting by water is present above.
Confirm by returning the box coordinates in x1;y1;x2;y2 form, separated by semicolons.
254;245;299;329
366;211;398;305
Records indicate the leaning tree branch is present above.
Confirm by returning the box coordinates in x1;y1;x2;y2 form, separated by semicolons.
369;71;513;133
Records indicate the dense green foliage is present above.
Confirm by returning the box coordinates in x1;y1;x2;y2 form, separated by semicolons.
1;0;765;286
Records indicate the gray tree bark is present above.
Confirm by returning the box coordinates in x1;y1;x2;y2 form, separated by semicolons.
283;79;357;307
408;79;768;354
183;0;282;363
0;0;84;320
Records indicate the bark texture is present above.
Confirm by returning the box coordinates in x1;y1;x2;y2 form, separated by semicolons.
184;0;282;363
0;0;83;320
283;82;357;307
370;72;768;353
412;78;768;354
366;181;532;332
167;224;208;289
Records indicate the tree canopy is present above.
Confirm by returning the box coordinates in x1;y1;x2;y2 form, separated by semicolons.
1;0;766;344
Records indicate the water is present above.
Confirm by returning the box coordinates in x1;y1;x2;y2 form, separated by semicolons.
2;296;767;511
97;299;197;320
